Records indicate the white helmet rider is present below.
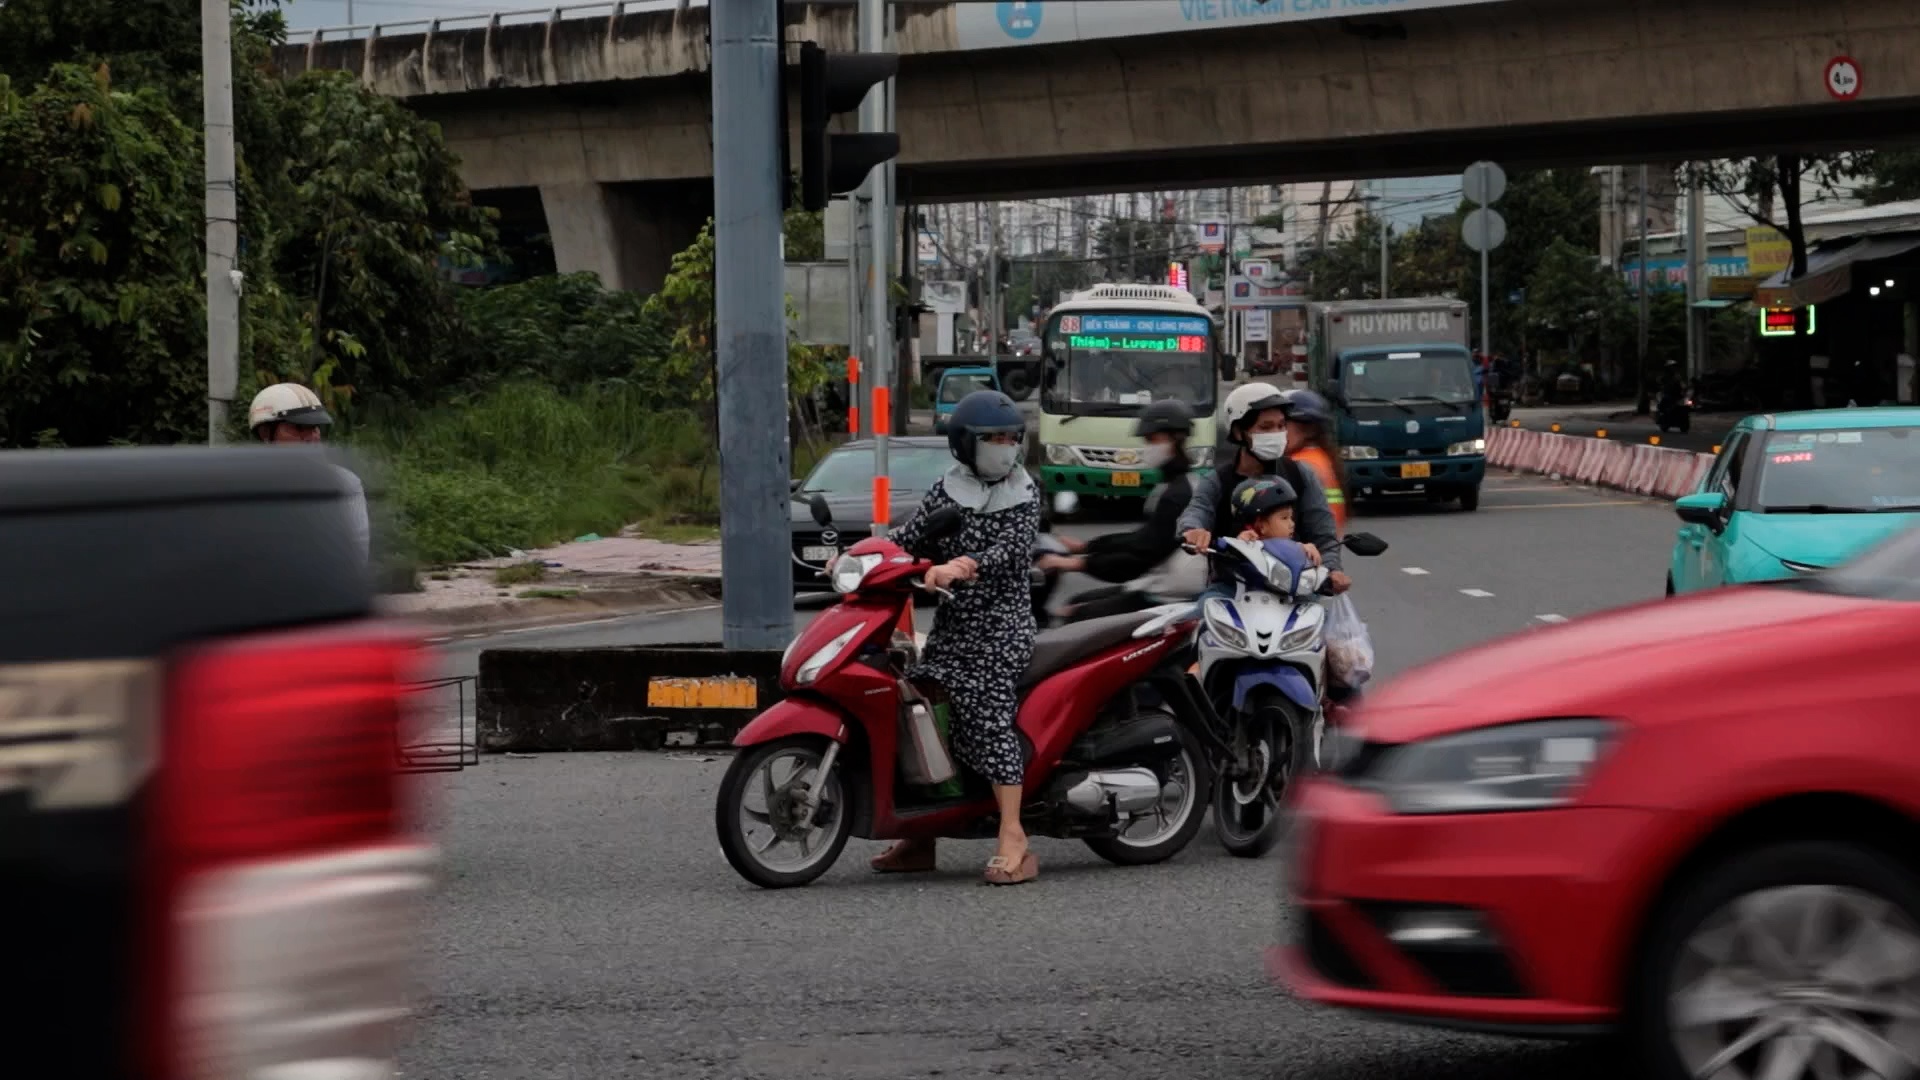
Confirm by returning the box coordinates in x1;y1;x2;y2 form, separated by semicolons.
1221;383;1291;461
247;383;369;563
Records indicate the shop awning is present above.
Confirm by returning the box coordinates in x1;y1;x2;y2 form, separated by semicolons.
1753;234;1920;308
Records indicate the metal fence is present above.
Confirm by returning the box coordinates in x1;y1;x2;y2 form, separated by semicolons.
399;674;481;773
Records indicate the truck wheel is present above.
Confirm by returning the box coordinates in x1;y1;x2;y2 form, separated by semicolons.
1458;485;1481;512
1000;367;1034;400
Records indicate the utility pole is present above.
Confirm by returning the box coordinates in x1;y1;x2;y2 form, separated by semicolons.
711;0;792;648
1636;164;1651;412
1688;167;1708;380
859;0;891;520
987;204;1001;354
1378;178;1390;299
202;0;239;445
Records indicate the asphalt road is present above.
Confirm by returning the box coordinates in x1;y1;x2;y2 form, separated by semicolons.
408;474;1680;1080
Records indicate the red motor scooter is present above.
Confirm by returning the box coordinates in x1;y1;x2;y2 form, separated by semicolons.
715;507;1218;889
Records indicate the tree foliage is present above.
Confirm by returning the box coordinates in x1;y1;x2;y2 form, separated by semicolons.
1857;148;1920;206
1688;154;1868;277
1093;216;1185;280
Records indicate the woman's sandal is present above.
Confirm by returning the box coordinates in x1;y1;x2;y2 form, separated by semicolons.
982;849;1038;886
870;840;937;874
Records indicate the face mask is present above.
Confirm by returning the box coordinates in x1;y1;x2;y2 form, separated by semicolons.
973;440;1022;481
1249;431;1289;462
1141;442;1176;469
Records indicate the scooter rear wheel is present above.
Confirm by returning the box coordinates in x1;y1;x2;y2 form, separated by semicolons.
716;735;853;889
1083;717;1211;867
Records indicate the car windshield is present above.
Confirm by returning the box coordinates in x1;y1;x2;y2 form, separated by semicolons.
800;445;951;495
1797;519;1920;601
1341;350;1477;404
1754;426;1920;513
938;373;996;404
1042;311;1217;417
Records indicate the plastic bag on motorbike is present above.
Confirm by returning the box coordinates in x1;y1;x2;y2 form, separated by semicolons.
898;680;959;788
1323;594;1375;689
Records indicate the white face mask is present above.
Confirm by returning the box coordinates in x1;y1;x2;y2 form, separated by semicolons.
1249;431;1289;462
973;440;1022;481
1141;442;1176;469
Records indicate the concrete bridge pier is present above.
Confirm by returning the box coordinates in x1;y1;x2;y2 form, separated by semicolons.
537;180;707;294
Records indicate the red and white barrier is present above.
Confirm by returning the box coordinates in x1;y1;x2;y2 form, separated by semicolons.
1484;426;1714;501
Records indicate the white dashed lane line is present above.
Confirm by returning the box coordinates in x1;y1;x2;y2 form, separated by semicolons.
1400;567;1430;575
1459;588;1495;598
1535;614;1569;624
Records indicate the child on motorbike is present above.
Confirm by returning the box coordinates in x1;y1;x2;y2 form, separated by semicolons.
870;389;1042;886
1192;476;1305;606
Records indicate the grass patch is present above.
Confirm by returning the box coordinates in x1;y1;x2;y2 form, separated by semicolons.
493;561;548;586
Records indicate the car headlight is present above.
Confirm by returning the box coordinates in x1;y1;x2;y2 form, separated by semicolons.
1447;438;1487;457
1342;445;1379;460
831;553;883;594
1187;445;1214;467
1202;597;1247;650
1366;718;1618;815
1046;443;1076;466
1278;625;1319;653
794;625;863;685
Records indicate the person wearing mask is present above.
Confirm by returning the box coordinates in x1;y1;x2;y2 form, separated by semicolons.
869;390;1042;886
1277;389;1347;533
1178;383;1349;596
248;382;370;564
1036;400;1203;619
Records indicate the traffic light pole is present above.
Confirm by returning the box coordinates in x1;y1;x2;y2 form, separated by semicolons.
712;0;794;649
861;0;892;535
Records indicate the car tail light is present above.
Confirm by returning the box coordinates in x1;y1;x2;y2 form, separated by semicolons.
141;623;438;1080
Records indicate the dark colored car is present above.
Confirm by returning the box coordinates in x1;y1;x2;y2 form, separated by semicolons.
1;446;438;1080
790;438;955;590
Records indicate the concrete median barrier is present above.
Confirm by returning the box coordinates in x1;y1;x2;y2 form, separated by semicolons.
1486;426;1713;500
478;644;785;752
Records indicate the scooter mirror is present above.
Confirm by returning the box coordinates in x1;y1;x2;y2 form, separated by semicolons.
1052;491;1080;517
808;493;833;528
1343;532;1389;557
922;505;966;540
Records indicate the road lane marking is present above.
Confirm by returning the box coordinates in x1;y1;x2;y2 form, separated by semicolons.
1400;567;1430;576
1483;500;1646;510
1535;613;1569;624
1460;588;1494;598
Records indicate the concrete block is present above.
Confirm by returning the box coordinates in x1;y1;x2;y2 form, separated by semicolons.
478;645;786;752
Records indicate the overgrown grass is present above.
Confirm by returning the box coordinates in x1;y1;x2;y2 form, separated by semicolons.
355;381;839;566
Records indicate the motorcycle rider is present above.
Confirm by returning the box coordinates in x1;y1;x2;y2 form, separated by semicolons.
1277;389;1347;533
1179;383;1349;596
1036;399;1203;620
248;382;370;564
869;389;1042;886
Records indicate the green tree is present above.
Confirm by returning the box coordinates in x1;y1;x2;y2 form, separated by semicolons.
1460;168;1601;357
1093;216;1182;280
1006;252;1091;322
1689;155;1868;278
1523;237;1633;368
1857;148;1920;206
1296;209;1391;301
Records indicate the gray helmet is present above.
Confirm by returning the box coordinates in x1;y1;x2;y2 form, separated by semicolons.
1133;399;1193;439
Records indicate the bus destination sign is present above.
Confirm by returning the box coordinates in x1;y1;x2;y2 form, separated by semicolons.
1059;312;1210;353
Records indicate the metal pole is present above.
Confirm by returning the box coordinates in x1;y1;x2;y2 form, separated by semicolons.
1379;179;1390;299
202;0;239;445
1681;166;1695;384
988;205;1000;357
1637;164;1650;409
859;0;889;531
1479;244;1490;371
1688;167;1707;379
711;0;793;648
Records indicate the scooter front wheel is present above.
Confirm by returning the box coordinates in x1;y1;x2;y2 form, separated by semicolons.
716;735;853;889
1213;691;1309;859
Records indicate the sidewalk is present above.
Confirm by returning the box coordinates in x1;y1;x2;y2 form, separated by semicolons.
379;531;723;637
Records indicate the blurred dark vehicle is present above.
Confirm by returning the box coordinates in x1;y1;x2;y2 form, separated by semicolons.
1;447;438;1080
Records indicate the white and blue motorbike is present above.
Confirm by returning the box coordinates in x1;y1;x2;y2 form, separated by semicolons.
1191;531;1387;857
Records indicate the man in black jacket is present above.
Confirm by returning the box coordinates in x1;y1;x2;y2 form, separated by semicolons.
1038;400;1200;620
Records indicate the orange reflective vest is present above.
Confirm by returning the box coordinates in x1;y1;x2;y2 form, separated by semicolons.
1292;446;1347;532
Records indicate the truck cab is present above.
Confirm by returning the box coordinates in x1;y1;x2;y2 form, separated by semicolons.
933;366;1000;434
1308;299;1488;511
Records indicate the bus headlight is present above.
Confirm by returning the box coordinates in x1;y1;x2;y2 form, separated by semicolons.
1046;444;1077;466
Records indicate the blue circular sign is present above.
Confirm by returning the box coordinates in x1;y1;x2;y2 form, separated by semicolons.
997;2;1042;39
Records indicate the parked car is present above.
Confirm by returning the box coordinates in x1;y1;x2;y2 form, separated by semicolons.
1276;523;1920;1077
789;437;954;591
2;446;440;1080
933;366;1001;434
1668;407;1920;594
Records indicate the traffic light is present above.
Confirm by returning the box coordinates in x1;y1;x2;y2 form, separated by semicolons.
797;41;899;212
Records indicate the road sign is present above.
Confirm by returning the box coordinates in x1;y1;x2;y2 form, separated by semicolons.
1462;208;1507;252
1198;221;1226;252
1244;308;1270;342
1242;258;1272;281
917;230;938;266
1825;56;1862;100
1462;161;1507;206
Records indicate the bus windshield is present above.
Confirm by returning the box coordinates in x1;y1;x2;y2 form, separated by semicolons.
1041;311;1217;417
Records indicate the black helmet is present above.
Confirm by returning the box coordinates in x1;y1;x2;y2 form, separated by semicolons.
1133;399;1194;439
1230;476;1298;525
946;389;1026;470
1280;388;1333;426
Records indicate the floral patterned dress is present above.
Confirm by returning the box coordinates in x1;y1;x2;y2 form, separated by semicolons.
890;478;1039;786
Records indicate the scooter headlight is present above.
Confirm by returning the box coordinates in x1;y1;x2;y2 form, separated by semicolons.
1202;597;1247;650
831;553;883;594
794;625;863;685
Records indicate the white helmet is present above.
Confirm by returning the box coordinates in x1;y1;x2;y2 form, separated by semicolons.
248;383;333;437
1222;382;1287;437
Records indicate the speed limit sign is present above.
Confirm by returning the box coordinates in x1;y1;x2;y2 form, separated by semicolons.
1825;56;1862;100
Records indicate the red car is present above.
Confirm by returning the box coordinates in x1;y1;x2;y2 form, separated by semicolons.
1276;526;1920;1078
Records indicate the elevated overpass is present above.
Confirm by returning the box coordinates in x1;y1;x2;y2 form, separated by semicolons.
277;0;1920;289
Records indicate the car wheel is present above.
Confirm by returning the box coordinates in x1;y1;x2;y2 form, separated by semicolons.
1632;841;1920;1080
1458;485;1481;512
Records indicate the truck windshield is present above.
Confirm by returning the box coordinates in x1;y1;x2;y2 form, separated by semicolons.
1341;350;1477;405
1042;311;1217;417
